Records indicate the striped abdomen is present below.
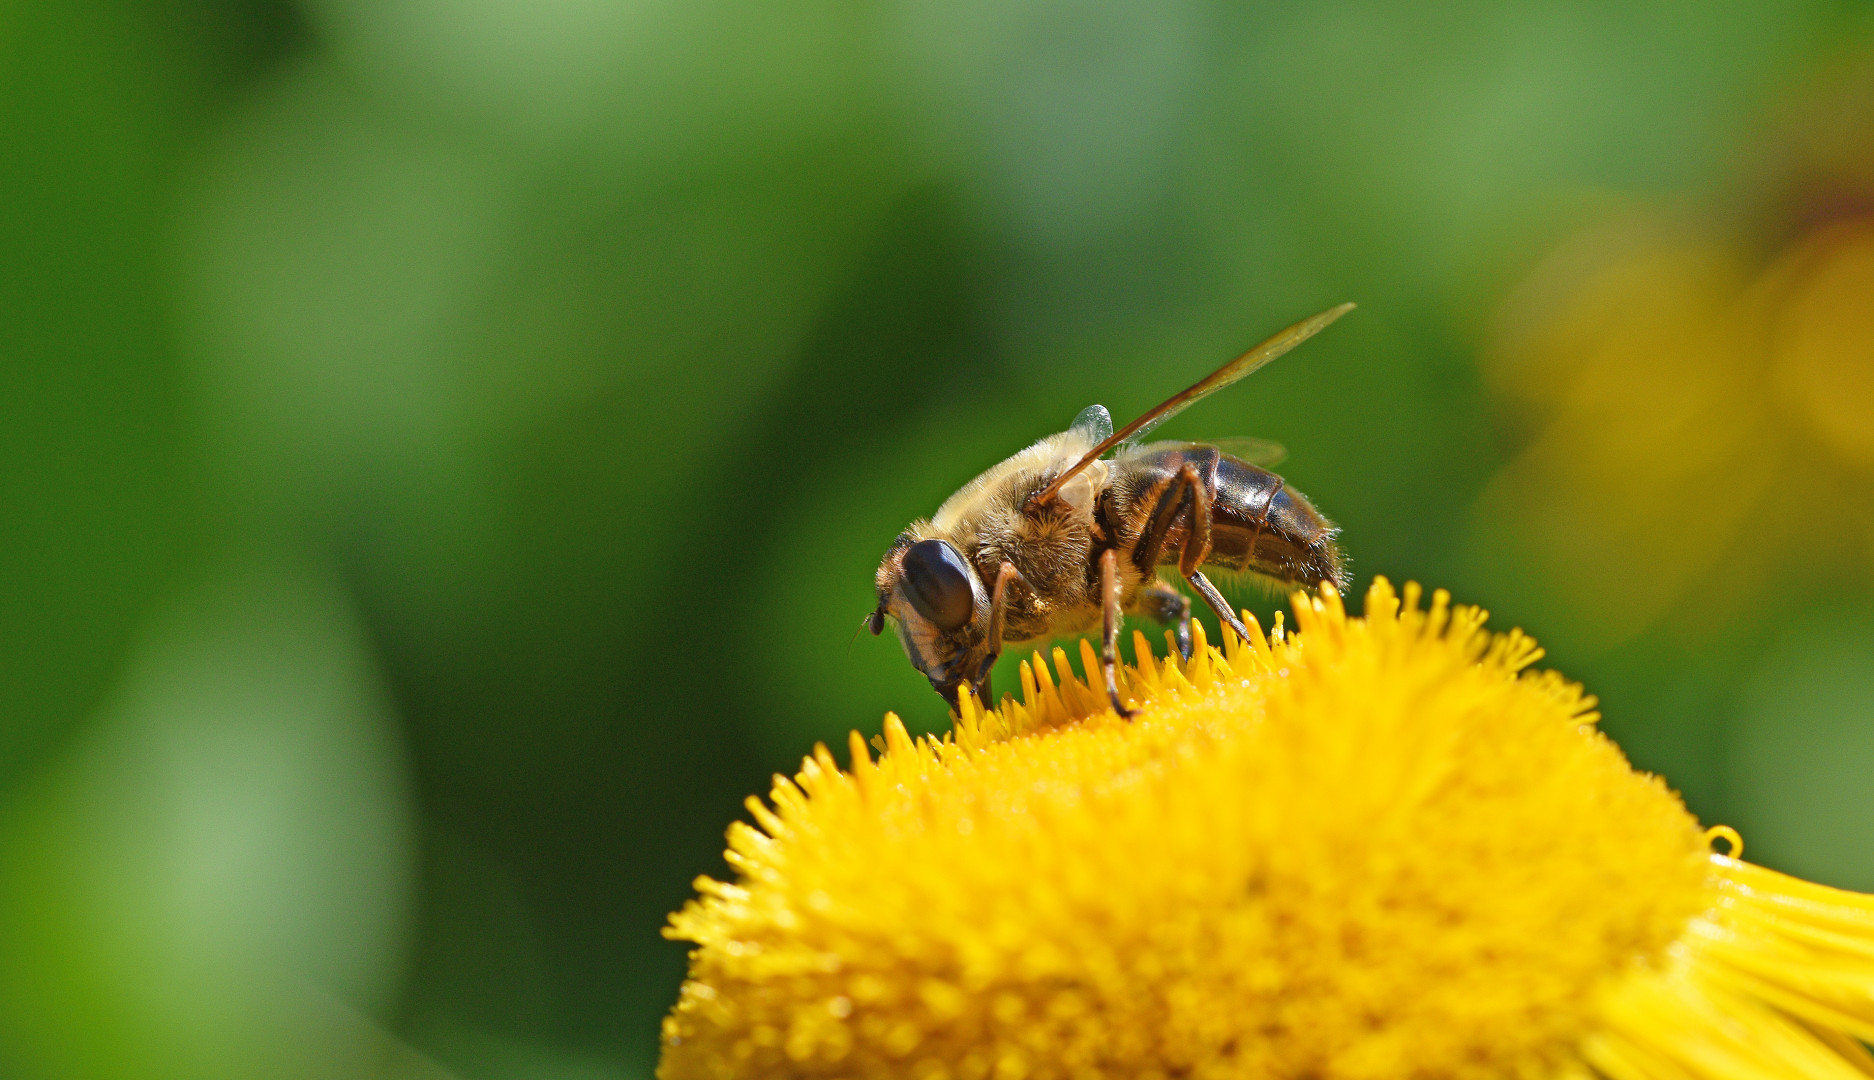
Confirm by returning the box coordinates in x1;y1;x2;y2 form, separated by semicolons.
1105;443;1346;590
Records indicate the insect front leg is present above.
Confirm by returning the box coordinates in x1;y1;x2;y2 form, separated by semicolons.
1132;581;1193;660
1098;548;1135;719
973;561;1023;706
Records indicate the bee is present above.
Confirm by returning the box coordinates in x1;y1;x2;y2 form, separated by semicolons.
869;304;1353;717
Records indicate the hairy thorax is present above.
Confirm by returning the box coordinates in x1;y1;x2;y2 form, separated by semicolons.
924;432;1119;644
995;500;1102;642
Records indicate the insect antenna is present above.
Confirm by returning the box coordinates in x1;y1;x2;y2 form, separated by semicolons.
850;607;886;654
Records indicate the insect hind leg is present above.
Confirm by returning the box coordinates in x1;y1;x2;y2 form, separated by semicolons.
1187;570;1252;647
1132;462;1252;649
1130;465;1199;577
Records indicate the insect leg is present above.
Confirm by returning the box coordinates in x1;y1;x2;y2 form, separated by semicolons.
1173;464;1215;578
975;561;1023;705
1132;580;1193;659
986;561;1020;647
1130;466;1199;576
1171;465;1252;645
1099;548;1135;719
1187;571;1252;647
1132;462;1250;648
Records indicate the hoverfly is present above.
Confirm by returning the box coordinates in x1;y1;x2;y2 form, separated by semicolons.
869;304;1353;717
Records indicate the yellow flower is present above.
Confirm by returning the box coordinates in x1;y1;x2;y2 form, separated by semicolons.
661;580;1874;1080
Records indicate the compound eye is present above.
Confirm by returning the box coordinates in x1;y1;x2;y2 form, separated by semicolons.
900;540;976;631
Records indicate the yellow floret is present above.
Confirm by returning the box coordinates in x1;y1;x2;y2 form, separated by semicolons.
661;580;1874;1080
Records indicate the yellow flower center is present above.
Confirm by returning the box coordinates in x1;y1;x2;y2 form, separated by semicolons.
661;580;1874;1080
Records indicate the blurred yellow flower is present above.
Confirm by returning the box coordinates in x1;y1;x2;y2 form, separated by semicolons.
660;580;1874;1080
1475;229;1777;646
1472;66;1874;651
1770;219;1874;469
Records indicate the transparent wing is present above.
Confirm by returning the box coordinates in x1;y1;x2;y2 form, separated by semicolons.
1030;302;1352;507
1201;436;1288;468
1126;302;1354;444
1121;437;1287;469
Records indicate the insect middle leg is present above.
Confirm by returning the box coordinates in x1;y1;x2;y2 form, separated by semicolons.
1132;463;1253;647
1132;580;1193;660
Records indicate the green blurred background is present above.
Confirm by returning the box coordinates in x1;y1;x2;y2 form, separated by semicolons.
6;1;1874;1076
